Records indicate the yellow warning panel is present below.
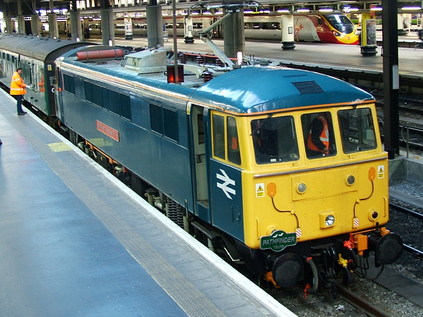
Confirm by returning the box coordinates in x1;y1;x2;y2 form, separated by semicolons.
48;142;72;152
256;183;265;198
377;165;385;179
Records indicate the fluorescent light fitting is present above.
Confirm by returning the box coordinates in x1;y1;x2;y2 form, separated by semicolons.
401;6;421;11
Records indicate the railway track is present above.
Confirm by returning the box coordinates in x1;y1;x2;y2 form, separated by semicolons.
336;284;391;317
390;202;423;258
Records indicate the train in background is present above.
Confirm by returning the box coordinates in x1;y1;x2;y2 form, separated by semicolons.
85;13;359;45
0;35;402;291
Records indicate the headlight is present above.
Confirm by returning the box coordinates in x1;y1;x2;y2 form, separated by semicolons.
319;212;336;228
325;215;335;226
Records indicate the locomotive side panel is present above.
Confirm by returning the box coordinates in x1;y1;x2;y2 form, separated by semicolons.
57;70;195;212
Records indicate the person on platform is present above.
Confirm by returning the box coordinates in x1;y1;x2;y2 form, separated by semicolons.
10;67;27;115
306;113;331;157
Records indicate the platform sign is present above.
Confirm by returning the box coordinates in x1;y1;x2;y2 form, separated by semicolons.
124;17;133;40
260;230;297;252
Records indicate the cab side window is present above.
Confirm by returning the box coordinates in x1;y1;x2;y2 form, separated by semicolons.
212;114;241;165
212;114;225;159
227;116;241;165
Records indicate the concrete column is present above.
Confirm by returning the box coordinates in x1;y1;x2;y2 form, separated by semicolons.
70;10;82;41
146;4;163;48
31;0;41;36
100;8;115;45
48;0;59;38
17;16;25;34
5;15;13;34
31;15;41;36
17;0;25;34
281;15;295;50
223;9;244;59
48;13;59;38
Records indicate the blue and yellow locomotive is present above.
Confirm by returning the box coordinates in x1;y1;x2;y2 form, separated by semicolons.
0;36;402;290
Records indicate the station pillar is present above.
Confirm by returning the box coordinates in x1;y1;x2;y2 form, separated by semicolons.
382;0;400;157
48;13;59;38
184;16;194;43
70;10;82;41
17;0;25;34
223;9;244;59
4;15;13;34
281;15;295;50
360;13;378;56
17;16;25;34
46;0;59;38
30;14;41;36
30;0;41;36
146;0;163;48
100;8;115;46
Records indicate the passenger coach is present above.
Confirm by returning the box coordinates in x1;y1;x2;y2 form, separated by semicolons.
0;35;88;117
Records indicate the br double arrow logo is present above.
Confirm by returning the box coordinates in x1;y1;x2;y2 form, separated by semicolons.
216;169;236;200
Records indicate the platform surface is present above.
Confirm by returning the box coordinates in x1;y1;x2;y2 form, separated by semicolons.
0;90;295;317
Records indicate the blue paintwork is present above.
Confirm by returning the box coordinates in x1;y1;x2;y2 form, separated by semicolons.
59;75;195;212
209;160;244;240
191;66;374;113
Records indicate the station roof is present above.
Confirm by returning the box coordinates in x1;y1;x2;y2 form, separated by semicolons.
1;0;421;16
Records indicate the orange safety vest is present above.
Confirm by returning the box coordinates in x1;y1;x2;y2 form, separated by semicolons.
10;71;26;95
307;115;329;152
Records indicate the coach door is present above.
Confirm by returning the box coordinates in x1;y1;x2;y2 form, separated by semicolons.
190;105;210;220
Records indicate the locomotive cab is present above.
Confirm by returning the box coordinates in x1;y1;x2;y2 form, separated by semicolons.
206;101;402;288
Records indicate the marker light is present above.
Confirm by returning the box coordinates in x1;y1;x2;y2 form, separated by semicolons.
325;215;335;226
346;175;355;186
297;183;307;194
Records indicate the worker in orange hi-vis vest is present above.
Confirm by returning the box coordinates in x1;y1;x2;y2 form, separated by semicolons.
306;113;331;157
10;67;28;115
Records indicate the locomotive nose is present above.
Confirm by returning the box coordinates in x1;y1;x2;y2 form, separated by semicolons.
368;232;403;264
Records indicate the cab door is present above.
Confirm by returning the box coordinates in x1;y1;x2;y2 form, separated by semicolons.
190;105;210;221
208;112;244;241
54;67;65;121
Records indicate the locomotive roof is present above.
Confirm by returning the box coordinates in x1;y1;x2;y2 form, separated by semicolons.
59;47;374;115
192;66;374;113
0;35;88;62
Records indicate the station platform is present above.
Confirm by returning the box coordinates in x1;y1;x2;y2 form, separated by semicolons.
102;37;423;78
0;89;295;317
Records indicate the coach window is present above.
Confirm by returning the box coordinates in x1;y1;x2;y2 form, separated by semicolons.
212;114;225;159
338;108;377;153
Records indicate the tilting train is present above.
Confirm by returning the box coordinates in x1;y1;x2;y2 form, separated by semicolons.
87;13;359;45
0;35;401;291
